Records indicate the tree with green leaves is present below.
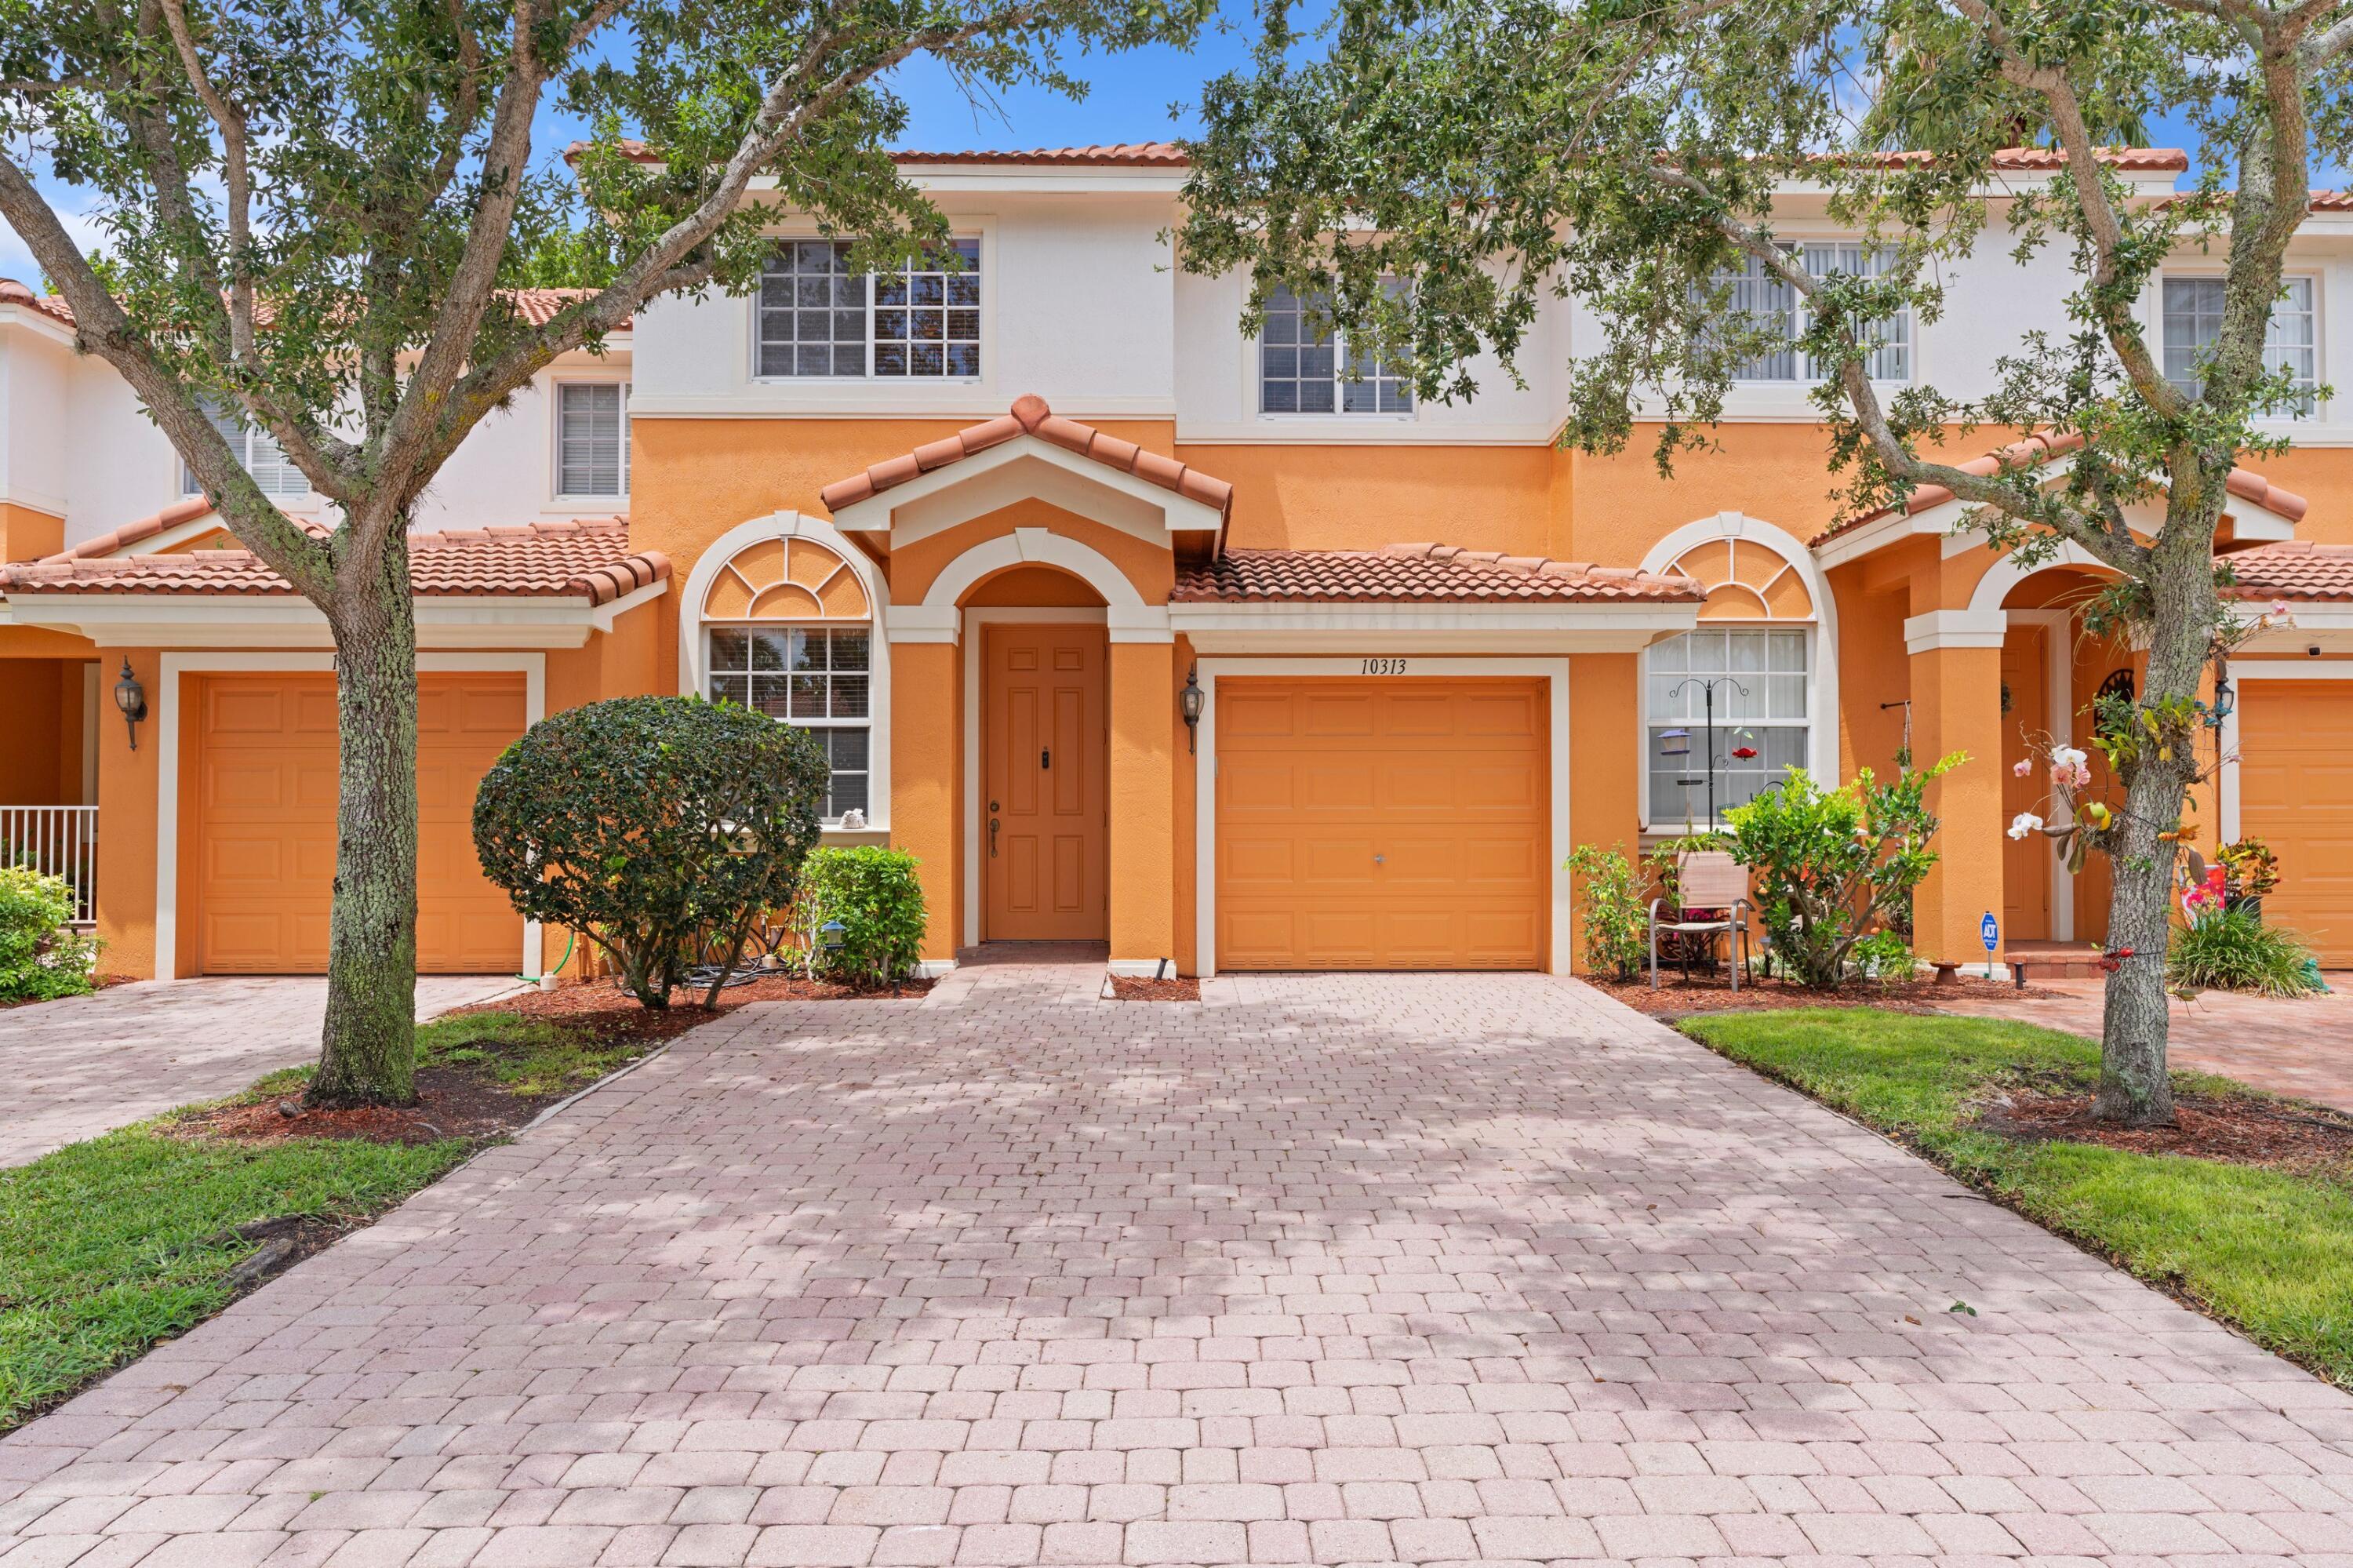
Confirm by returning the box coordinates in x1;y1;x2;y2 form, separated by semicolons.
0;0;1208;1107
1177;0;2353;1126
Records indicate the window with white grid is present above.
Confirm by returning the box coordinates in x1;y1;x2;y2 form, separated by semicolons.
704;626;871;819
2163;275;2318;413
182;399;308;497
755;238;980;380
1644;628;1810;825
1259;282;1413;414
556;382;629;497
1701;245;1909;384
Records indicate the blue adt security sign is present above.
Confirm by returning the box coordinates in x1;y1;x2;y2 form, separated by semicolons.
1981;913;1998;951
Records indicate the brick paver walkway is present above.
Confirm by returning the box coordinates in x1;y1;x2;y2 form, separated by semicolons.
2;964;2348;1566
1933;976;2353;1115
1;975;526;1168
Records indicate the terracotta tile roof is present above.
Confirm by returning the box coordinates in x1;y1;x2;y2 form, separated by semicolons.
2227;540;2353;602
820;394;1234;518
0;282;628;333
22;496;218;564
1173;544;1703;604
0;518;667;604
1978;147;2188;173
1811;431;2309;544
581;139;1185;168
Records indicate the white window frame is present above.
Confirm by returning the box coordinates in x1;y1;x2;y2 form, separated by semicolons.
1706;242;1912;386
2159;270;2322;417
1256;280;1416;419
180;400;312;500
1639;624;1817;833
751;235;984;384
552;379;631;500
702;623;874;824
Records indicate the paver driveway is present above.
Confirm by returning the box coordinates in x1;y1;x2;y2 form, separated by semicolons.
2;975;525;1168
2;965;2348;1567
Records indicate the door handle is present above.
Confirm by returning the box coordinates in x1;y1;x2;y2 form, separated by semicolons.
1040;748;1050;769
1374;853;1385;864
989;816;1000;857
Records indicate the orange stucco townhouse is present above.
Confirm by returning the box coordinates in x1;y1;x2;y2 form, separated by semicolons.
2;144;2349;982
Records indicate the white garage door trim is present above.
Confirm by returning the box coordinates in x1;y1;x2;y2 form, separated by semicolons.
155;650;545;980
2217;662;2353;842
1193;657;1572;978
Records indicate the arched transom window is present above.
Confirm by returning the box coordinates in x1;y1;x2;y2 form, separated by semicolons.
1645;536;1817;827
701;536;873;820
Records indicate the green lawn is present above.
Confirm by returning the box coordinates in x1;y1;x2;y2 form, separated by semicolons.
0;1006;657;1432
1682;1008;2353;1388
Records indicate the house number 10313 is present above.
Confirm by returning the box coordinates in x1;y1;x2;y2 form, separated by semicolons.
1360;657;1409;675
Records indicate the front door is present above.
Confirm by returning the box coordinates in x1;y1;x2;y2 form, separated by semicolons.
983;624;1108;940
2000;626;2052;941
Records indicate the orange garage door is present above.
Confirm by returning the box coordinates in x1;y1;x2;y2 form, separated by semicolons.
1216;678;1547;969
2238;678;2353;966
191;673;526;973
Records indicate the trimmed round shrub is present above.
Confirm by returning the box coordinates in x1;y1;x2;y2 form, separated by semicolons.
0;864;98;1002
799;846;926;985
472;696;829;1007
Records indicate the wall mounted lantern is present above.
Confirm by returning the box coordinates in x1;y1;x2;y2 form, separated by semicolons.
113;657;147;751
2209;677;2235;726
1179;666;1206;753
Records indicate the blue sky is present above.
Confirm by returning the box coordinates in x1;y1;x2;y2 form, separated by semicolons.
0;12;1261;291
0;13;2276;297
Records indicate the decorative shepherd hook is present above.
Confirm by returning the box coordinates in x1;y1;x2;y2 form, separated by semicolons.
1668;675;1751;827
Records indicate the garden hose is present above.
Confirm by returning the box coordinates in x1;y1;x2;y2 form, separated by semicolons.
518;928;575;986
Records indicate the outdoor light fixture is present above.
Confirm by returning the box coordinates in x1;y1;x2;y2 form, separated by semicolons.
820;918;846;952
112;657;147;751
2210;678;2236;725
1179;665;1206;753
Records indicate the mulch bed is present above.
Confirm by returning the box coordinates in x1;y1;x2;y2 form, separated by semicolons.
1;973;137;1010
170;1067;547;1147
1585;967;2070;1020
1977;1083;2353;1174
1109;975;1200;1002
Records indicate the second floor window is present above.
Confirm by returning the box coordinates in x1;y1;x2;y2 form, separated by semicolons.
2162;275;2318;413
757;238;981;379
557;382;630;497
183;399;307;497
1704;245;1910;384
1259;283;1413;415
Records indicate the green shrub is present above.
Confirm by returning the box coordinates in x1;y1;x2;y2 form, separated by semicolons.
800;846;927;985
473;696;830;1008
1564;843;1646;980
1849;929;1914;982
1724;753;1964;989
0;866;96;1002
2169;907;2326;998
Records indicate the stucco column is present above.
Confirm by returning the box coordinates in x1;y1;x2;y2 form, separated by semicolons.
1905;610;2007;968
1108;638;1175;970
889;638;962;964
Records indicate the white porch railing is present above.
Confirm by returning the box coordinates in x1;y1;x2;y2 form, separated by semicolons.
2;805;98;925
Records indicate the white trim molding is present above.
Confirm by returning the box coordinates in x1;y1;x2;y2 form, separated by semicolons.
1904;608;2009;655
825;434;1224;548
2217;660;2353;842
897;527;1167;653
675;509;891;832
8;593;649;649
1191;656;1574;980
154;651;547;982
2007;606;2078;942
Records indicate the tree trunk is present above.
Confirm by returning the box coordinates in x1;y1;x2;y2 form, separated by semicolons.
306;532;421;1109
2092;512;2217;1126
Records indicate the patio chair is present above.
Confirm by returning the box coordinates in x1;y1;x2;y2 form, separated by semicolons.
1649;849;1752;991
